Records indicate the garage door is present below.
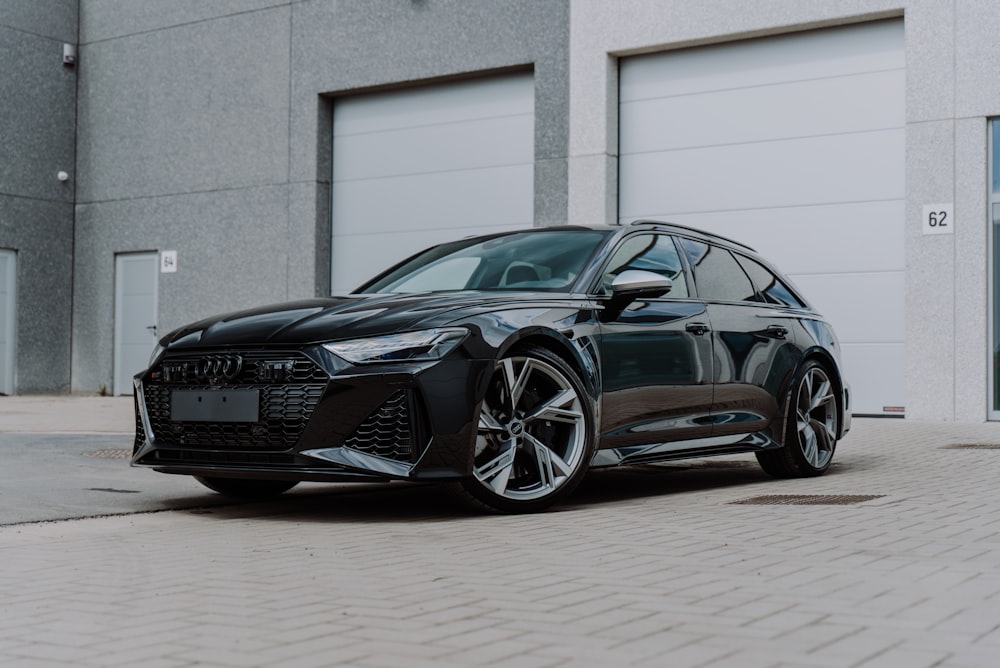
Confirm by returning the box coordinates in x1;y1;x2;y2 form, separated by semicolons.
0;249;14;395
619;20;905;415
331;73;535;293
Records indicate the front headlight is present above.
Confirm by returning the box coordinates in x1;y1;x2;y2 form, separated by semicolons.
148;342;166;367
322;327;467;364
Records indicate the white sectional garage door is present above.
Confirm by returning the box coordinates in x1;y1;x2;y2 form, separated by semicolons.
331;73;535;293
619;20;905;415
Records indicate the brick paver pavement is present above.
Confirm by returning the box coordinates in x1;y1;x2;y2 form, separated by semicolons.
3;417;1000;667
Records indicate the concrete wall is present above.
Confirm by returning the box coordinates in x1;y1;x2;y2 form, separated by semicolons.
566;0;994;421
0;0;78;393
71;0;570;393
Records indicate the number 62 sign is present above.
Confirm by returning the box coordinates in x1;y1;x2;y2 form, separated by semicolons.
922;203;954;236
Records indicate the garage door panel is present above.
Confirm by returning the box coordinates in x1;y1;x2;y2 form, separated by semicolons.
332;73;534;294
331;224;520;294
653;200;905;275
334;74;533;136
620;69;903;153
789;272;905;343
620;129;903;217
840;343;906;413
332;165;533;233
333;114;534;182
620;20;904;102
619;20;904;414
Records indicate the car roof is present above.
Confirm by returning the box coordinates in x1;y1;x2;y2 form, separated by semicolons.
471;220;758;255
620;220;757;253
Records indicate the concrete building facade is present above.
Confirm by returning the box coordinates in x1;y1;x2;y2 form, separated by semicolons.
0;0;996;422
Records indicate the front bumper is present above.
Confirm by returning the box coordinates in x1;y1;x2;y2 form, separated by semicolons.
132;345;487;482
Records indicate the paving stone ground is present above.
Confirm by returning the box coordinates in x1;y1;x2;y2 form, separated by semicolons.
2;405;1000;667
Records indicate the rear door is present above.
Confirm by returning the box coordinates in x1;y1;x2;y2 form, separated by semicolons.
678;238;801;438
597;233;715;448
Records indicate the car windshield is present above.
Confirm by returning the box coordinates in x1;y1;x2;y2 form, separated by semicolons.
356;229;611;294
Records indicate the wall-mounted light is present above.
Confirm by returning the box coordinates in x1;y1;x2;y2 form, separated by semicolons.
63;44;77;67
57;171;69;182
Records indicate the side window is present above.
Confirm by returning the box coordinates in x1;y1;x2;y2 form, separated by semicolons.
678;238;756;302
600;234;689;297
735;254;807;308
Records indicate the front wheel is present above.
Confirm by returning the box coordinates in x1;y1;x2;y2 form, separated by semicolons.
195;476;298;499
757;360;839;478
460;346;595;513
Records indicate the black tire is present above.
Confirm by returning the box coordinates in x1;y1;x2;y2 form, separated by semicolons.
459;345;595;513
195;476;298;499
756;359;839;478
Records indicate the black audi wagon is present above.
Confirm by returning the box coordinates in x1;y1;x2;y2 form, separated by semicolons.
132;221;851;512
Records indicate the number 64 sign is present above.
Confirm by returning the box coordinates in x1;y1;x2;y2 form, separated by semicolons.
922;203;954;236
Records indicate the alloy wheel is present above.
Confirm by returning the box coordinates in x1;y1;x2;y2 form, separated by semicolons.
472;353;589;503
794;365;837;469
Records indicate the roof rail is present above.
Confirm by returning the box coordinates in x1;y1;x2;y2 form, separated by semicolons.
627;219;756;252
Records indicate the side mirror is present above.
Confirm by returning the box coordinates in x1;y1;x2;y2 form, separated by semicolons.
600;270;672;322
610;269;672;301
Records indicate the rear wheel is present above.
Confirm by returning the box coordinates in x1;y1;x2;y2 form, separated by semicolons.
460;346;595;513
195;477;298;499
756;360;839;478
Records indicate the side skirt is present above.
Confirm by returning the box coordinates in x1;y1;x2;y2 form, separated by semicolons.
590;432;780;468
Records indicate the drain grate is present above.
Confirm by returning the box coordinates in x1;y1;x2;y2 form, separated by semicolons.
731;494;885;506
942;443;1000;450
83;449;132;460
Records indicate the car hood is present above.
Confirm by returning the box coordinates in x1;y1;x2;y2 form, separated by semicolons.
161;291;575;349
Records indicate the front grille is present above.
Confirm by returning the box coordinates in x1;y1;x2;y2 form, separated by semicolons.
143;449;300;467
142;350;328;450
344;390;424;463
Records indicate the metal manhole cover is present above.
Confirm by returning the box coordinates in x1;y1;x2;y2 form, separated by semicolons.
942;443;1000;450
83;449;132;460
731;494;885;506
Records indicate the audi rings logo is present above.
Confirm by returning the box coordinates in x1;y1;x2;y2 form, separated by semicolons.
194;354;243;383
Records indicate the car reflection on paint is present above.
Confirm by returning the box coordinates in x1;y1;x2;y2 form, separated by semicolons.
132;221;851;513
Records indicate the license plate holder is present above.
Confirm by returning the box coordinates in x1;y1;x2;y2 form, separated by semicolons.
170;389;260;423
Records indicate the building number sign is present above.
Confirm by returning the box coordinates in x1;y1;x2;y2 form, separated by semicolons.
160;250;178;273
922;203;954;236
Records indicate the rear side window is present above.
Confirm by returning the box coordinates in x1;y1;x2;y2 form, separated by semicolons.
735;254;807;308
678;238;756;302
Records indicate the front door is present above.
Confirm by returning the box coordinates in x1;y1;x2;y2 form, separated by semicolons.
597;233;715;448
114;252;159;395
0;250;15;395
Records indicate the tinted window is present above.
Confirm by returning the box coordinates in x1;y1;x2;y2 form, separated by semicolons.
678;238;756;302
599;234;689;297
735;254;807;308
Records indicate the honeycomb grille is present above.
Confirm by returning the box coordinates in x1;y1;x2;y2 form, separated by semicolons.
344;391;416;463
141;350;328;450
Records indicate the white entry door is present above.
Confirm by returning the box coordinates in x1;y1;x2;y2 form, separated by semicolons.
0;249;15;395
114;252;159;395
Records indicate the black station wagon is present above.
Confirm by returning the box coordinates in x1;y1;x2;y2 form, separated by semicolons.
133;221;851;513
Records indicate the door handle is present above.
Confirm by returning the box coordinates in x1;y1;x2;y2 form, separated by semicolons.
146;325;158;336
686;322;710;336
766;324;788;339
